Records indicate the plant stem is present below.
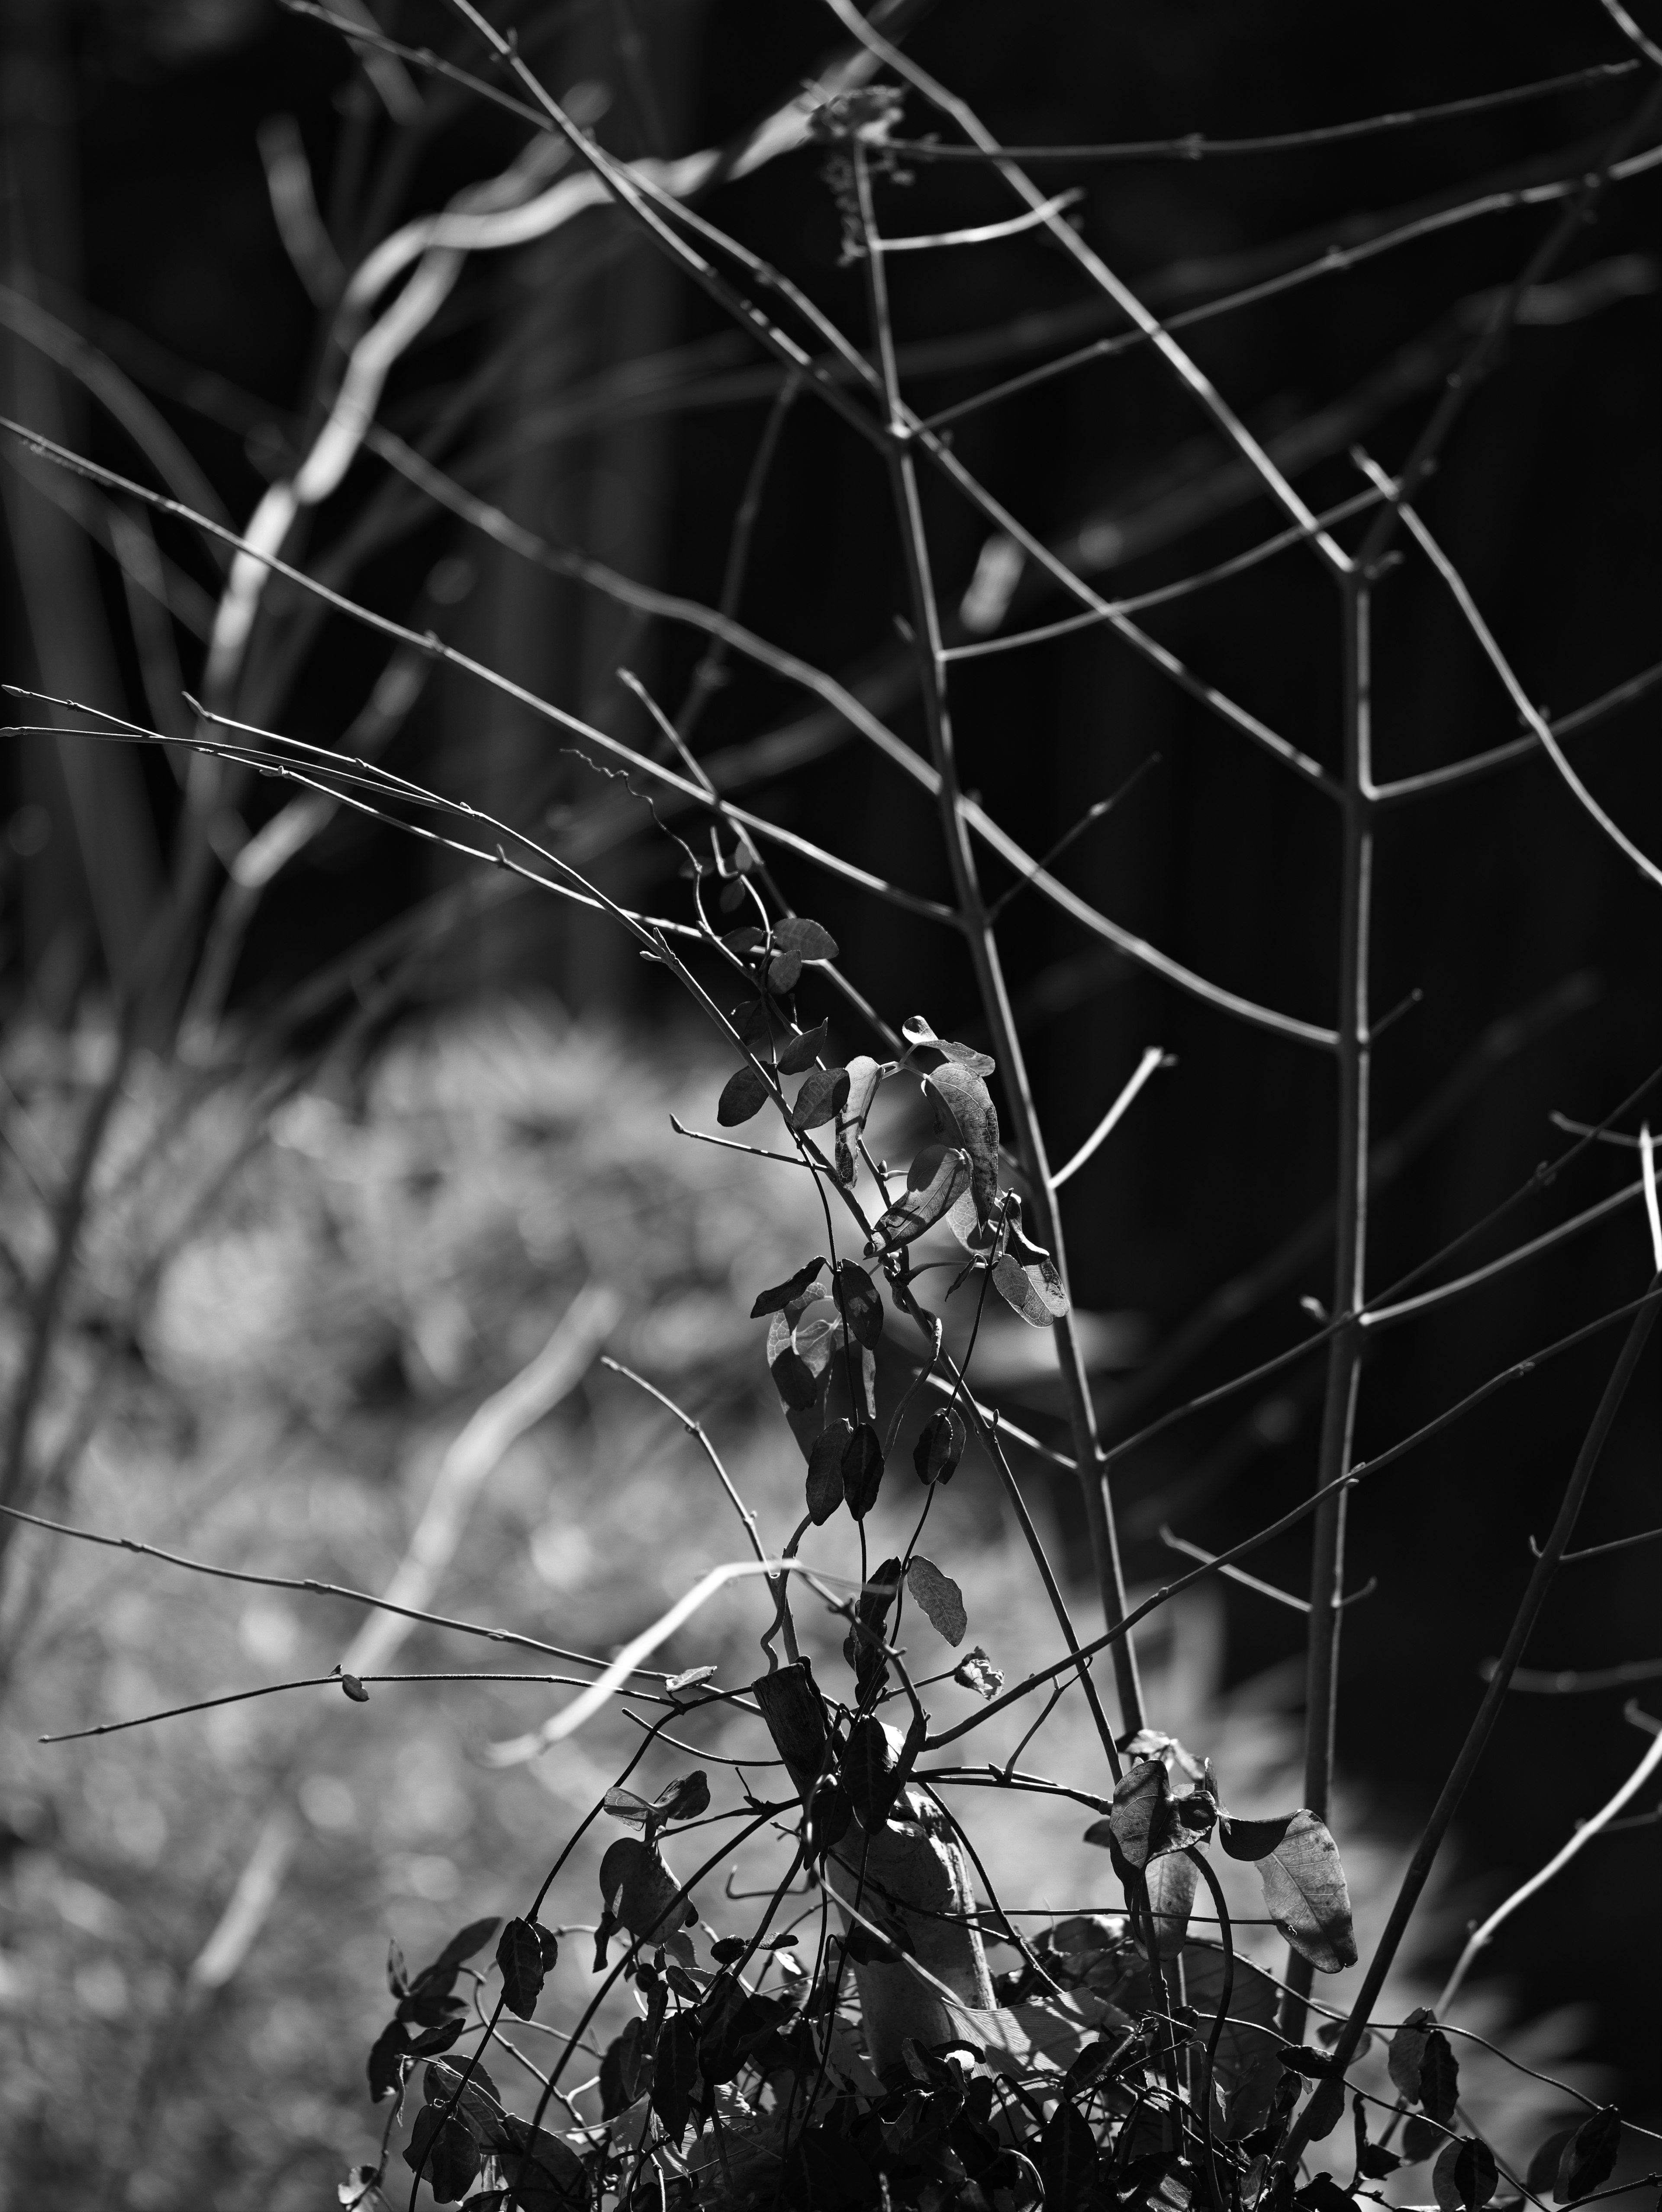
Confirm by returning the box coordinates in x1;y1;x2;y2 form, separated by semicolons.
1283;1272;1662;2162
850;140;1143;1736
1284;572;1373;2038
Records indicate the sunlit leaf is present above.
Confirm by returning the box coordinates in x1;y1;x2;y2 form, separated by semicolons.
866;1142;972;1254
1143;1848;1198;1958
750;1257;825;1318
953;1646;1003;1699
905;1555;967;1645
1254;1809;1358;1972
842;1055;884;1129
1104;1757;1179;1872
717;1064;770;1125
989;1251;1066;1327
832;1259;883;1347
775;916;838;960
924;1064;1001;1222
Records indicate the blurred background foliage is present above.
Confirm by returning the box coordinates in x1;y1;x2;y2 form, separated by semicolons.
0;0;1657;2202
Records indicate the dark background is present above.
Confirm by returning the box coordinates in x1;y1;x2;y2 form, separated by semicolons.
2;0;1658;2127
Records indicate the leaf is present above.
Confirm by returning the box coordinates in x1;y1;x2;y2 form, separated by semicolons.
913;1405;966;1485
953;1646;1003;1698
496;1918;552;2019
651;2012;699;2144
1557;2109;1621;2200
600;2017;652;2117
367;2020;411;2103
905;1555;967;1645
1418;2028;1460;2125
598;1837;696;1951
1220;1813;1297;1862
1107;1758;1176;1873
424;1918;502;1979
832;1260;883;1347
924;1064;1001;1222
805;1418;851;1523
1143;1849;1198;1958
989;1251;1067;1327
403;2108;480;2204
842;1055;884;1129
424;2057;506;2143
732;995;790;1058
774;916;839;960
1403;2116;1449;2165
1526;2131;1578;2196
1253;1809;1358;1972
750;1257;825;1318
844;1556;902;1697
789;1066;850;1130
776;1020;829;1075
841;1716;907;1829
767;946;804;993
666;1665;717;1693
1039;2098;1099;2209
653;1771;711;1824
807;1776;853;1857
1183;1947;1283;2143
840;1421;884;1518
340;1671;370;1701
496;2119;588;2208
406;2017;467;2058
866;1141;973;1255
1387;2007;1433;2100
709;1936;747;1964
717;1064;770;1125
1433;2137;1499;2212
770;1344;820;1411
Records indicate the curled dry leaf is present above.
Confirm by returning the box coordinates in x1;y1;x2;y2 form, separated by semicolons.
989;1251;1068;1327
905;1555;967;1645
953;1646;1003;1699
866;1142;972;1254
924;1064;1001;1222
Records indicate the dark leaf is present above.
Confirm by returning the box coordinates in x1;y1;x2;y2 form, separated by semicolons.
1526;2132;1578;2196
776;1021;829;1075
770;1344;820;1411
367;2021;411;2103
750;1257;825;1318
789;1066;850;1131
722;926;765;957
407;2017;467;2058
600;2017;652;2118
1557;2109;1621;2200
841;1421;885;1518
733;995;789;1058
423;1918;501;1980
807;1777;853;1857
841;1716;907;1829
1039;2098;1099;2209
1220;1813;1298;1862
496;1917;551;2020
340;1672;370;1701
774;916;839;960
1254;1810;1358;1972
865;1141;973;1254
653;1771;711;1824
805;1418;851;1523
1359;2145;1403;2181
913;1405;966;1485
1280;2047;1335;2079
403;2109;480;2205
651;2012;700;2144
1419;2029;1460;2125
718;874;748;913
1144;1848;1198;1958
842;1921;907;1964
1387;2008;1433;2100
598;1837;696;1948
709;1937;747;1964
603;1786;654;1826
387;1940;408;1997
953;1645;1003;1698
905;1555;967;1644
497;2119;589;2209
717;1064;770;1126
923;1064;1001;1222
424;2058;506;2142
832;1260;883;1347
1297;2179;1356;2212
767;947;804;993
1433;2137;1499;2212
1403;2117;1449;2165
1180;1947;1282;2141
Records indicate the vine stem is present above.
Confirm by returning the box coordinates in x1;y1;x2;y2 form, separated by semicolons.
849;138;1143;1737
1282;568;1374;2040
1283;1271;1662;2163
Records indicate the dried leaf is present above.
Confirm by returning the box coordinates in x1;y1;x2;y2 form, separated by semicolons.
1254;1810;1357;1973
953;1646;1003;1699
750;1257;825;1318
905;1555;967;1645
842;1055;884;1129
717;1064;770;1125
774;916;839;960
866;1141;973;1254
913;1405;966;1484
1106;1758;1177;1873
805;1418;851;1524
789;1065;850;1131
665;1665;717;1693
989;1251;1067;1327
776;1020;829;1074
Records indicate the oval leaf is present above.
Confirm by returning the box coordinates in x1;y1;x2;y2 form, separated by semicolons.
990;1251;1066;1328
1107;1758;1174;1873
496;1918;549;2020
776;1019;829;1074
750;1257;825;1318
840;1421;884;1518
1557;2109;1621;2201
1527;2131;1578;2197
403;2108;479;2204
866;1142;972;1255
924;1064;1001;1222
790;1066;850;1131
1254;1808;1358;1973
905;1555;967;1645
833;1260;883;1347
843;1055;884;1129
775;916;839;960
770;1344;820;1411
1220;1812;1298;1862
717;1064;770;1126
840;1716;906;1829
1433;2137;1498;2212
1143;1846;1198;1958
805;1418;851;1524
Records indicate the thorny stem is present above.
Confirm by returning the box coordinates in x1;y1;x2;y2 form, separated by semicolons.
1282;1273;1662;2164
849;138;1144;1739
1284;568;1374;2040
